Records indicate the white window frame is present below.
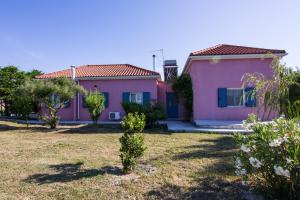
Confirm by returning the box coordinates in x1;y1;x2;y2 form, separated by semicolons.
130;92;143;105
226;88;245;107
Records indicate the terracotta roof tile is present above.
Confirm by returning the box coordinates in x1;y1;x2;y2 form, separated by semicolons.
190;44;286;56
36;64;160;79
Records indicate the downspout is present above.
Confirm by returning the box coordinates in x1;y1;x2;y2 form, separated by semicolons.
70;65;79;121
77;80;80;121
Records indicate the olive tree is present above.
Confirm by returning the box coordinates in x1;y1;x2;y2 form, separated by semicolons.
85;90;105;124
35;77;85;129
0;66;43;116
12;79;39;128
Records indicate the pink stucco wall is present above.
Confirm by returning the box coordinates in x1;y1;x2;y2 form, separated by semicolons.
72;79;158;121
57;98;76;121
77;79;157;121
157;81;187;120
188;58;275;121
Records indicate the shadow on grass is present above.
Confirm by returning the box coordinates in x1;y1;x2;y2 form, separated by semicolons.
24;162;122;185
59;124;122;134
145;136;242;199
59;124;170;135
0;120;171;135
174;136;237;176
0;121;122;134
0;122;54;133
145;177;245;200
173;136;236;160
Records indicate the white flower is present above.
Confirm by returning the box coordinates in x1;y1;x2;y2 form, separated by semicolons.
274;165;290;178
235;157;243;169
283;134;289;142
241;180;247;185
235;168;247;176
279;115;285;119
240;144;251;153
286;158;292;164
269;138;284;147
242;120;250;130
249;157;262;168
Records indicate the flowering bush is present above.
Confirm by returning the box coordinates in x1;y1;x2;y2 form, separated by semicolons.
234;116;300;199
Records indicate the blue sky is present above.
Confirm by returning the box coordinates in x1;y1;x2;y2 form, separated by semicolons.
0;0;299;75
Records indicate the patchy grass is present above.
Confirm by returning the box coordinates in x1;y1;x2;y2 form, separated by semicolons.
0;121;242;200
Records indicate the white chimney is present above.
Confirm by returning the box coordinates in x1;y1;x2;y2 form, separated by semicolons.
152;54;156;71
70;65;76;80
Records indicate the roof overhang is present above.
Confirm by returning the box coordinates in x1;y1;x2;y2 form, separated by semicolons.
76;75;161;81
182;53;288;73
37;75;161;81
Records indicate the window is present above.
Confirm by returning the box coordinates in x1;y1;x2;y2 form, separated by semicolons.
218;87;256;108
130;92;143;104
226;88;244;106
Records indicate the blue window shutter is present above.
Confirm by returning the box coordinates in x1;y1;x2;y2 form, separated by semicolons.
64;100;71;108
218;88;227;107
122;92;130;103
103;92;109;108
143;92;150;105
245;87;256;107
82;96;87;108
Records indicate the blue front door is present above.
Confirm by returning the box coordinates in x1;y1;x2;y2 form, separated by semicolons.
166;92;179;119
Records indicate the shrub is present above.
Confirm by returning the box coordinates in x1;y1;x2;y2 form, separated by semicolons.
144;103;166;126
120;112;146;173
285;100;300;120
172;73;193;118
244;113;259;124
289;71;300;104
121;102;166;127
12;79;38;128
122;102;145;115
234;116;300;200
85;91;105;124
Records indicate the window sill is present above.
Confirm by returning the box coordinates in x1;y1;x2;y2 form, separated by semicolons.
226;105;245;108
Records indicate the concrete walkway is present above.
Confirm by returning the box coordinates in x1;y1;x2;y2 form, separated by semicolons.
165;121;252;134
194;120;244;129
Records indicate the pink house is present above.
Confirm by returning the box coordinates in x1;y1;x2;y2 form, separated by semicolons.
183;44;287;123
37;64;160;121
37;44;287;122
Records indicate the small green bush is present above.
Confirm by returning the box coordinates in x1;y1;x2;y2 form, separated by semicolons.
120;112;146;173
85;91;105;124
122;102;145;115
285;100;300;120
121;102;166;127
235;116;300;200
244;113;258;124
144;103;166;126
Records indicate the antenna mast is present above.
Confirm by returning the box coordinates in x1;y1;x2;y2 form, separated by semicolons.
152;48;165;68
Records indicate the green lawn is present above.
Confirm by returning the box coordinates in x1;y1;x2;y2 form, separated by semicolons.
0;121;242;200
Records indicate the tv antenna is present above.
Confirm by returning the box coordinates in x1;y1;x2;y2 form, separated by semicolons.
152;48;165;64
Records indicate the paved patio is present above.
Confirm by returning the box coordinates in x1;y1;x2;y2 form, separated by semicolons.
165;121;251;134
